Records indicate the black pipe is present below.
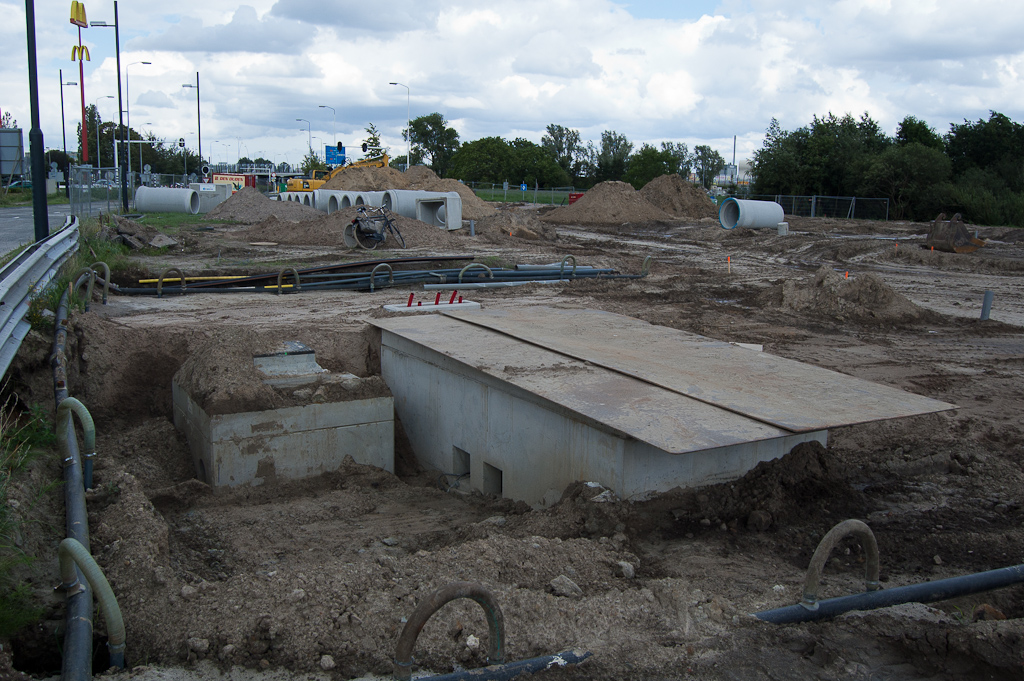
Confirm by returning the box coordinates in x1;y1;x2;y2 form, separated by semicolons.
185;255;476;289
53;287;94;680
755;564;1024;624
421;650;591;681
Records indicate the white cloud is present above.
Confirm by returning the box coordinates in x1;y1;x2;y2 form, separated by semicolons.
3;0;1023;167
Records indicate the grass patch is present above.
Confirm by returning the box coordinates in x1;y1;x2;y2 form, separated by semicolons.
136;212;212;234
0;397;54;637
0;191;68;209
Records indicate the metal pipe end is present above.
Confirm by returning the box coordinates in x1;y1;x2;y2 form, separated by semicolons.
83;451;97;460
866;581;881;591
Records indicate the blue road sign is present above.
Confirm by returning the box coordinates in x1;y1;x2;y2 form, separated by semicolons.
326;145;345;166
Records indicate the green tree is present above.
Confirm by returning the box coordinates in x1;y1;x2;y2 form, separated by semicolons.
693;145;725;189
509;138;568;187
896;115;943;150
623;144;676;190
595;130;632;182
863;143;952;219
300;149;328;176
945;111;1024;192
541;124;584;181
449;137;514;183
661;141;691;176
406;113;460;177
363;123;387;156
751;118;806;194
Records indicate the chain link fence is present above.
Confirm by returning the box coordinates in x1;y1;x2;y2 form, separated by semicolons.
747;195;890;221
466;182;578;205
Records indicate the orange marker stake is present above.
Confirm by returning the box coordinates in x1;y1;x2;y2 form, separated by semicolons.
845;271;849;279
728;255;731;274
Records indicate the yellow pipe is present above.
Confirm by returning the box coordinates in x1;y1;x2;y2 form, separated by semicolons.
138;276;247;283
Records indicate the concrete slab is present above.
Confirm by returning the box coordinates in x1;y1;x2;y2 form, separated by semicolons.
372;309;956;505
442;307;956;432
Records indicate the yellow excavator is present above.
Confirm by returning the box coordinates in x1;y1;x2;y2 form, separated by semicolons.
286;153;390;192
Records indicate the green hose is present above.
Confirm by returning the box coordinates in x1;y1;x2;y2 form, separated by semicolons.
57;398;96;489
58;538;126;667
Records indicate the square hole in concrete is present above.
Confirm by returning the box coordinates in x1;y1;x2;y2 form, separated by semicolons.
453;446;471;477
483;462;503;497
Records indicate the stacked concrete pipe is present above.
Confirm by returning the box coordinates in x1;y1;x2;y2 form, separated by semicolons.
134;186;199;215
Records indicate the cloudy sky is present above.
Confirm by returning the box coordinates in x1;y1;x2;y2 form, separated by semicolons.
3;0;1024;171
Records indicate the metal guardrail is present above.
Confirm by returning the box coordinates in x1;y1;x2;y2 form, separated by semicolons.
0;216;80;377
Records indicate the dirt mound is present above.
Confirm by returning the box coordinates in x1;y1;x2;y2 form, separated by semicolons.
761;265;935;323
321;166;408;191
474;207;558;244
232;207;460;250
205;187;320;224
640;174;719;220
540;181;673;225
321;165;496;221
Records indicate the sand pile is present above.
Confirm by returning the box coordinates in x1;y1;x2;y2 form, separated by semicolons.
762;265;933;323
205;187;320;224
640;174;719;219
232;206;460;250
540;181;673;225
474;208;558;244
321;165;497;220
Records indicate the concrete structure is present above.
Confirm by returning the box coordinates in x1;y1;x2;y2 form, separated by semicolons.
373;308;955;506
190;182;229;214
173;342;394;487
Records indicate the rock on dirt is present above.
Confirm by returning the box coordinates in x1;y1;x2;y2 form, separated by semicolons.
640;173;719;220
541;181;674;225
205;187;321;224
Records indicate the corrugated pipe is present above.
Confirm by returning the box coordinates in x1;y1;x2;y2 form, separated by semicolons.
57;398;96;490
420;650;592;680
57;538;126;668
755;563;1024;624
719;198;784;229
394;582;505;681
53;288;94;680
134;186;199;215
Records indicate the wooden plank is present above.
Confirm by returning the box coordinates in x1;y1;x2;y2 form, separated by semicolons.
373;316;793;454
441;308;956;432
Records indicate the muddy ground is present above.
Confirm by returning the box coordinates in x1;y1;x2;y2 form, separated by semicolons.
3;198;1024;680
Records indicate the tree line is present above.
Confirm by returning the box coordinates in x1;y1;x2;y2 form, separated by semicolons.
751;111;1024;226
387;114;726;191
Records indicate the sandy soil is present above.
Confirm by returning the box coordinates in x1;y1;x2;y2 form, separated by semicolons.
3;188;1024;680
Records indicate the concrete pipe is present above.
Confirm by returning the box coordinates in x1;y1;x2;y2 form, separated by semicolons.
358;191;386;208
378;190;400;212
134;186;199;214
417;193;463;230
318;190;348;214
719;198;785;230
301;193;314;207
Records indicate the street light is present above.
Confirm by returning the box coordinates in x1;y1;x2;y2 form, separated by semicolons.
296;118;311;154
59;71;78;196
318;105;335;146
125;60;151;188
95;95;114;168
389;81;410;171
90;2;129;211
182;72;201;168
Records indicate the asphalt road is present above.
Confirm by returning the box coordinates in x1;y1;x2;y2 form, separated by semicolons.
0;201;107;256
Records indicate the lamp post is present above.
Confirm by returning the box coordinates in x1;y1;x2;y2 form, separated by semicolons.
60;72;78;197
389;81;410;170
182;72;201;166
318;105;335;146
95;95;114;168
125;60;150;191
296;118;311;154
90;1;128;211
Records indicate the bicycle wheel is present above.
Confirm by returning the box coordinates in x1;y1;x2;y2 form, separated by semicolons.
387;219;406;249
